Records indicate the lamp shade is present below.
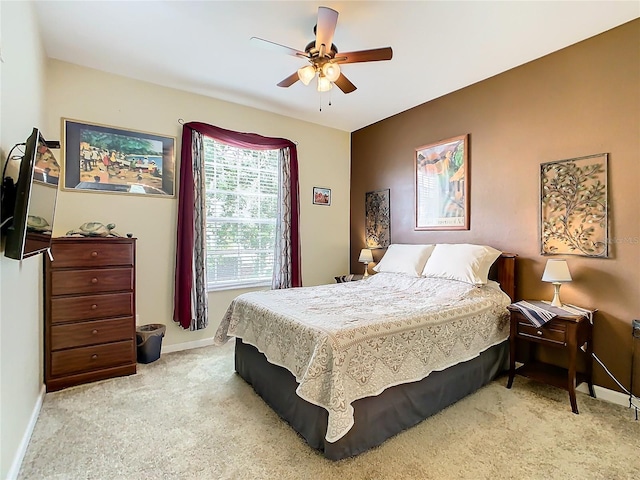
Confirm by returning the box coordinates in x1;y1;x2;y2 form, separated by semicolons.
358;248;373;264
541;259;572;283
317;74;333;92
297;65;316;86
322;62;341;82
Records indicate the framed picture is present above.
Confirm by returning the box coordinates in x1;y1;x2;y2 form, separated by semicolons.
365;189;390;248
62;119;176;197
415;134;469;230
540;153;608;257
313;186;331;206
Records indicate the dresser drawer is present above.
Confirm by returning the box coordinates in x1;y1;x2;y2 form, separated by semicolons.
51;241;134;268
517;320;567;345
51;292;133;323
51;317;134;350
51;268;133;296
50;340;135;377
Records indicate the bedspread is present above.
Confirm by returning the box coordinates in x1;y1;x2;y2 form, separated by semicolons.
214;273;511;442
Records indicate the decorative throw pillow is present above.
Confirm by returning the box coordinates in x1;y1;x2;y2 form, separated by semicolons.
372;244;435;277
421;243;502;285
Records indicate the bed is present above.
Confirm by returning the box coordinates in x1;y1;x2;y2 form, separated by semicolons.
215;244;516;460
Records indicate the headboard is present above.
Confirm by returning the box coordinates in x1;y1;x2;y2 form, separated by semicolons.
490;253;517;301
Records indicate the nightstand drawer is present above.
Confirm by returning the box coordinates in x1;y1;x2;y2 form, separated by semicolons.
517;320;566;345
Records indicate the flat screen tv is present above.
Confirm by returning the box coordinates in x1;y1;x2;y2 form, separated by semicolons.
2;127;59;260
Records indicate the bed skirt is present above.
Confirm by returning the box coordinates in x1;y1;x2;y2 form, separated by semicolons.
234;338;509;460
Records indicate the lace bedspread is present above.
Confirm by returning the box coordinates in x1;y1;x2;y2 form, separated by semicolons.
214;273;511;442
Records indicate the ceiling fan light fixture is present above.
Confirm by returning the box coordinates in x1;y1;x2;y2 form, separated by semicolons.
297;65;316;85
322;62;341;82
317;74;333;92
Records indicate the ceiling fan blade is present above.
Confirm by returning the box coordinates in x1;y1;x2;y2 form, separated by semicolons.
335;47;393;64
334;73;357;94
315;7;339;52
250;37;308;58
277;72;300;88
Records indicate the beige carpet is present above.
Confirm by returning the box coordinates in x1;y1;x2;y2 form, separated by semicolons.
19;341;639;479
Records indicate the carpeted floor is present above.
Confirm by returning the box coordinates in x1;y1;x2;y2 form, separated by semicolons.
19;341;639;479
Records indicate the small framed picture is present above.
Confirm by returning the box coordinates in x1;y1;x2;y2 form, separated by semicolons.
313;186;331;206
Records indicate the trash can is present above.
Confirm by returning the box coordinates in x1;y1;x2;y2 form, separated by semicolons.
136;324;166;364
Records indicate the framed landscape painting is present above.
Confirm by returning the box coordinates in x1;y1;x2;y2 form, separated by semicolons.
415;134;469;230
62;119;176;197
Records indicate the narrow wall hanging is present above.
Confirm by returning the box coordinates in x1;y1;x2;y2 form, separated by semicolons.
365;189;390;248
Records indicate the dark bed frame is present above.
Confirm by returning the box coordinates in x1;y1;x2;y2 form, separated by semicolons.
234;253;516;460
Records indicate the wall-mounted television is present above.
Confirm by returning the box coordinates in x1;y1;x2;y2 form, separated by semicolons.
2;128;59;260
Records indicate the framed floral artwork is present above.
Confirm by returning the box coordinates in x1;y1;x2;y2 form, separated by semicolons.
540;153;608;257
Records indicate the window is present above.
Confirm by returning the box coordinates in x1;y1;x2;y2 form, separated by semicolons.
203;137;279;290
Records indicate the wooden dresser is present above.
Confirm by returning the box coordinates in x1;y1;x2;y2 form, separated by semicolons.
44;237;137;392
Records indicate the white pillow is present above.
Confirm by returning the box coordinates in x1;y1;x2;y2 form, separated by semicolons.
421;244;502;285
372;244;435;277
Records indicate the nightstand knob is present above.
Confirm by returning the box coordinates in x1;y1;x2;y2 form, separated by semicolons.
92;329;98;335
91;278;98;284
91;304;98;310
91;251;98;258
91;354;98;360
536;330;543;336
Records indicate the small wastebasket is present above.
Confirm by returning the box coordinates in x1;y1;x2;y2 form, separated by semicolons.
136;324;166;364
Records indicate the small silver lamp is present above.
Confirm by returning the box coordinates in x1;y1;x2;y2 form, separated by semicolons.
541;259;572;307
358;248;373;277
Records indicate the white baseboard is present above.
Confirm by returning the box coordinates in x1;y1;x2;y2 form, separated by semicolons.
577;383;631;408
7;384;45;480
161;337;215;354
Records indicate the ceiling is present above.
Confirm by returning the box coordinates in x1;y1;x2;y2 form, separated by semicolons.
33;1;639;132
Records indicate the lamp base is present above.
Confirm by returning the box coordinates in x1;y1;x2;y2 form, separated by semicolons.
550;282;562;307
363;263;369;277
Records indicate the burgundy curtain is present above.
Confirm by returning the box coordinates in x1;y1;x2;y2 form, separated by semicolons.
173;122;301;330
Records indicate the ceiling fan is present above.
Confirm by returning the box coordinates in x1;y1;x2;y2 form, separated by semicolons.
251;6;393;94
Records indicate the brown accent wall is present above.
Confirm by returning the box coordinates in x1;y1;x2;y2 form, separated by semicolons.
351;20;640;392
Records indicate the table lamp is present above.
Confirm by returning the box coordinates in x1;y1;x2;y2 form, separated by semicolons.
359;248;373;277
541;259;572;307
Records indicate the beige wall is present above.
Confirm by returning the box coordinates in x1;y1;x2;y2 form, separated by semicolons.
45;60;351;347
0;2;48;478
351;20;640;392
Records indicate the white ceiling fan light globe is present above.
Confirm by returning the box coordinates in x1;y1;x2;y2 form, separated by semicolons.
297;65;316;85
317;75;333;92
322;62;341;82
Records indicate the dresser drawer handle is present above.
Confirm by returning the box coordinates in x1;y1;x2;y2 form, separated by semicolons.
91;251;99;258
91;304;98;310
91;278;98;284
92;329;98;335
536;330;543;336
91;354;98;360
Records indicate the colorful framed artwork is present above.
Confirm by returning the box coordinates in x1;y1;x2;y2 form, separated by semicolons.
365;189;390;248
540;153;608;257
415;134;469;230
313;186;331;206
62;118;176;197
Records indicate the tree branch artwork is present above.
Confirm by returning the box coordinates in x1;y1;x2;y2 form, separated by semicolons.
540;153;608;257
365;189;390;249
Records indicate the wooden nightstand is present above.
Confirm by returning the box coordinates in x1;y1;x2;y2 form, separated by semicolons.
506;303;596;414
334;274;364;283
